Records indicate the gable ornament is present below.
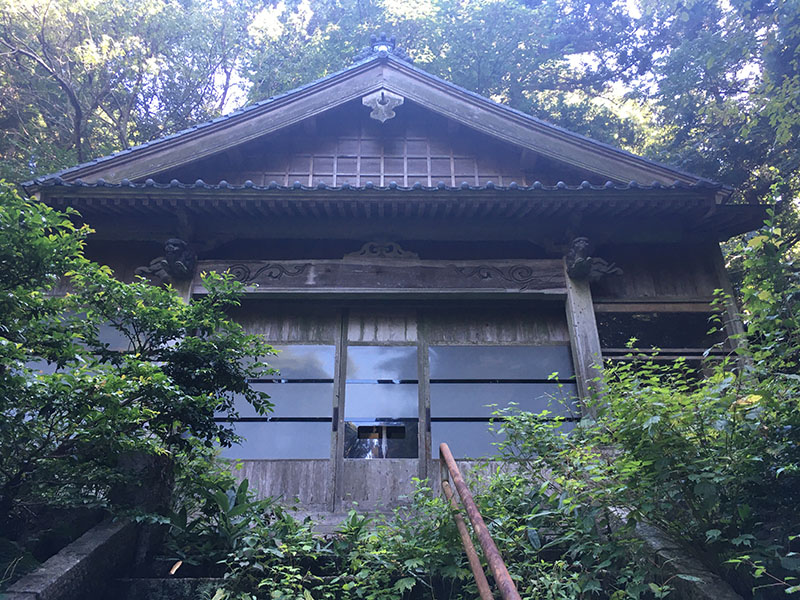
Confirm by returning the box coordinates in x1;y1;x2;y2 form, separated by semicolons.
362;89;404;123
135;238;197;286
353;32;413;63
565;237;622;282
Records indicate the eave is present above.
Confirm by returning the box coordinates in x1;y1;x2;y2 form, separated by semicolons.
38;179;765;240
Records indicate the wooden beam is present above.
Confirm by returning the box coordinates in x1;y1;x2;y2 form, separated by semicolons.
193;259;567;297
593;302;713;313
564;261;604;412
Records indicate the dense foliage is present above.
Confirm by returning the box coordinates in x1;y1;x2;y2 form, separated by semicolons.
162;474;662;600
0;182;274;584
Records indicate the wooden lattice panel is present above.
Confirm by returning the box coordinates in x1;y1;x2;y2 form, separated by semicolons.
157;101;522;187
159;99;601;187
248;102;526;187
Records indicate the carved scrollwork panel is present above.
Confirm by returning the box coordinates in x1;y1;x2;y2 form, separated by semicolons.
454;264;543;291
226;263;311;284
194;259;565;295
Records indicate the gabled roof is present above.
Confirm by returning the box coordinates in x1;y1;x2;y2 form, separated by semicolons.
25;47;724;195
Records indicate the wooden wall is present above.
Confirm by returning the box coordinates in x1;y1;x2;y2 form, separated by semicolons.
229;303;341;344
424;303;570;345
232;460;332;511
590;242;737;361
591;243;721;302
158;101;600;188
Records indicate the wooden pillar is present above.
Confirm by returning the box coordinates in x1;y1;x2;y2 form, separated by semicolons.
417;310;431;482
564;259;604;413
333;309;348;512
707;242;748;352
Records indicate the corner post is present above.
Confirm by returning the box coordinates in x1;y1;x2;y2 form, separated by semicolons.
707;241;748;351
563;237;611;413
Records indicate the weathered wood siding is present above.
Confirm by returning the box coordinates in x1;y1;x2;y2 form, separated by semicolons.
423;302;569;344
227;303;341;343
348;308;418;343
591;243;722;301
341;459;419;510
159;101;597;188
228;302;570;346
231;460;331;510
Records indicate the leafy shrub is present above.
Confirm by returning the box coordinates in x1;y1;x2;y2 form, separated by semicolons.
494;217;799;597
0;183;276;581
207;476;665;600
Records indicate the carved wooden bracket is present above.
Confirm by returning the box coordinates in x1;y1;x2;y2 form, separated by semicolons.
344;241;419;260
134;238;197;285
362;89;404;123
565;237;622;282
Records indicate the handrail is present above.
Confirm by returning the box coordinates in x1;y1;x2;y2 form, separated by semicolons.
439;442;522;600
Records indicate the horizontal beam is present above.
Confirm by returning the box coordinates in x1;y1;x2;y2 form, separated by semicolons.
194;259;566;296
593;301;714;313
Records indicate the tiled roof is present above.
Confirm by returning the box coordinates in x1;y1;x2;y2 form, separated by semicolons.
33;177;725;193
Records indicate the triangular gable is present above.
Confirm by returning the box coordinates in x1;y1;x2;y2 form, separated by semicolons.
26;52;718;191
158;100;602;188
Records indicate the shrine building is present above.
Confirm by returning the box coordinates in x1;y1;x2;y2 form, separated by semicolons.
24;35;766;512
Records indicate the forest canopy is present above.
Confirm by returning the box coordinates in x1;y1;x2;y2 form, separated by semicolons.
1;0;798;218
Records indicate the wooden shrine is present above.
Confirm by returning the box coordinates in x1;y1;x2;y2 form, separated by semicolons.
25;34;766;511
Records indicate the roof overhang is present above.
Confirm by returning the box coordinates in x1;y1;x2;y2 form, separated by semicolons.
38;179;765;240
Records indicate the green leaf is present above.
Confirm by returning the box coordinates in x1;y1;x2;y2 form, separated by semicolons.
527;527;541;549
705;529;722;542
393;577;416;592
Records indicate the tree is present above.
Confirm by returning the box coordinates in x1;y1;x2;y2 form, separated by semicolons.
0;183;274;534
631;0;800;207
0;0;256;182
243;0;651;149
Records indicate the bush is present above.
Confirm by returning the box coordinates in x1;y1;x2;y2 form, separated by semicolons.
0;183;275;580
495;211;800;598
